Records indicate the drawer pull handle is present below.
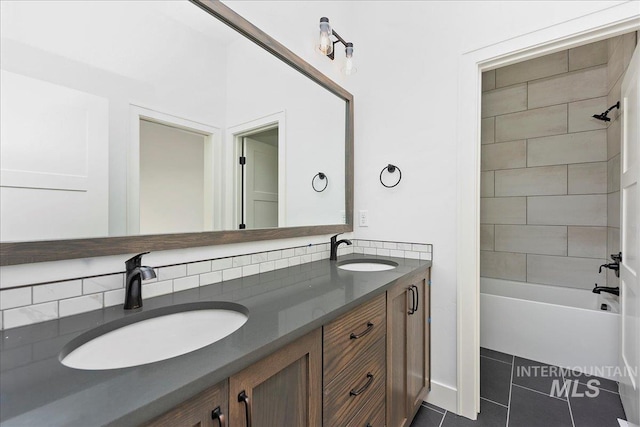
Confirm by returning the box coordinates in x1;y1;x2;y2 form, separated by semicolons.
238;390;252;427
211;406;225;427
349;372;374;396
412;284;419;312
350;322;374;339
408;286;416;315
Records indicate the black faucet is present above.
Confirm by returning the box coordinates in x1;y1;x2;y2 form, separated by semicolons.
592;284;620;296
599;252;622;277
124;252;156;310
330;233;352;261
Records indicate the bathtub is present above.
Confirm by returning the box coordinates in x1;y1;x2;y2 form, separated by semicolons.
480;277;620;380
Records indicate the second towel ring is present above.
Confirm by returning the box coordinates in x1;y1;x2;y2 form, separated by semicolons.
312;172;328;192
380;164;402;188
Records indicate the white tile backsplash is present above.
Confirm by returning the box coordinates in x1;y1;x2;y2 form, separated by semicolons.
83;274;124;294
0;287;32;310
33;280;82;304
59;294;103;318
4;302;58;329
0;239;432;329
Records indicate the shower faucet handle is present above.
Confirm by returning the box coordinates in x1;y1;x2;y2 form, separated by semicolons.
610;252;622;263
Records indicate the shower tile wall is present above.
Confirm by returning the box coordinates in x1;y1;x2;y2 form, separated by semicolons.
480;32;637;290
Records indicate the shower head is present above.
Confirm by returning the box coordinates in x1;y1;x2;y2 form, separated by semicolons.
592;101;620;122
592;112;611;122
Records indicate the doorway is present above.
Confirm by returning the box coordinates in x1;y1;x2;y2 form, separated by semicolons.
455;7;639;421
237;126;279;230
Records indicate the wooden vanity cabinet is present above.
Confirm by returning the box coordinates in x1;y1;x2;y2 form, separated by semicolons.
387;268;431;427
146;380;228;427
323;294;386;427
228;328;322;427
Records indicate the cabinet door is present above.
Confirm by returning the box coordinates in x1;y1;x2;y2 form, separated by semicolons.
229;328;322;427
386;279;410;427
407;270;430;418
146;380;228;427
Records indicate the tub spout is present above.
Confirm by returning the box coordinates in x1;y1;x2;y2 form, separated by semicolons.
592;284;620;297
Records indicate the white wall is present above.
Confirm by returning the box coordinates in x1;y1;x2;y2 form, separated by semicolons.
223;0;633;406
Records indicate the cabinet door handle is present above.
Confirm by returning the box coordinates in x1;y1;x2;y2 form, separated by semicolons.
413;284;419;312
238;391;252;427
408;287;415;315
350;322;374;339
211;406;225;427
349;372;374;396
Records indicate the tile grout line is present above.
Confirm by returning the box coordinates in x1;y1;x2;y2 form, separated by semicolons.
420;402;445;415
438;410;447;427
481;396;509;409
562;372;577;427
481;354;513;366
506;355;515;427
511;383;568;403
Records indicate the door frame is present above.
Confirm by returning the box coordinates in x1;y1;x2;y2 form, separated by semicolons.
127;105;221;234
226;111;286;230
455;4;640;420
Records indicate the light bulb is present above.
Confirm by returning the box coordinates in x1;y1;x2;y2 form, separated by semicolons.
318;17;333;55
342;43;357;75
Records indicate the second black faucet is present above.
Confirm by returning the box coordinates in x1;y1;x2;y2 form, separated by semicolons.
330;233;352;261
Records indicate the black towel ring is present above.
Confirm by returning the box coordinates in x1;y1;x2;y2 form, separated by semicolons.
312;172;328;192
380;164;402;188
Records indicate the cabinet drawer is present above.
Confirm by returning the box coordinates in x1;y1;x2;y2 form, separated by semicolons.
346;380;385;427
323;337;386;427
323;293;386;380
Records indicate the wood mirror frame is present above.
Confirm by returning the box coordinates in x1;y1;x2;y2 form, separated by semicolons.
0;0;353;266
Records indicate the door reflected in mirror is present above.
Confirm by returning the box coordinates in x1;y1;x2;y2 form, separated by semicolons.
0;0;347;242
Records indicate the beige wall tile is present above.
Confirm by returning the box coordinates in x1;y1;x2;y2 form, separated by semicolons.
480;251;526;281
607;117;621;159
607;36;622;60
495;105;567;142
607;36;624;92
622;31;637;70
481;140;526;171
569;40;608;71
608;191;620;228
495;225;567;255
607;155;620;193
480;225;495;251
528;65;607;109
527;254;604;289
607;227;620;264
496;51;567;88
481;83;527;118
528;195;607;226
527;130;607;167
568;162;607;194
482;70;496;92
482;117;495;144
568;226;607;259
607;75;622;123
481;171;495;197
481;197;526;224
568;97;608;132
495;165;567;196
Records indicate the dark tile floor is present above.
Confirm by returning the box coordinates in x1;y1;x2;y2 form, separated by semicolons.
411;348;627;427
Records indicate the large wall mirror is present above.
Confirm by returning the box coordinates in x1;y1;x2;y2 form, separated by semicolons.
0;0;353;265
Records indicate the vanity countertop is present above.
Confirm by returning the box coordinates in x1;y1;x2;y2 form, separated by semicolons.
0;254;431;426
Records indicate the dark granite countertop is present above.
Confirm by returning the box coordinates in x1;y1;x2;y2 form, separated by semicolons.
0;254;431;426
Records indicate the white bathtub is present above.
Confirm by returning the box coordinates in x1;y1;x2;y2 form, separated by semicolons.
480;278;620;380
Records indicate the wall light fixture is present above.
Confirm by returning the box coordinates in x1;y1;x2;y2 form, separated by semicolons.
318;17;356;75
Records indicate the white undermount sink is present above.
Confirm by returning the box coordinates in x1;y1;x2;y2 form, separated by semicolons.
337;259;399;272
60;302;248;370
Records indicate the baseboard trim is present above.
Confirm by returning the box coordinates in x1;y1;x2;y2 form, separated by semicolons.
424;380;457;413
